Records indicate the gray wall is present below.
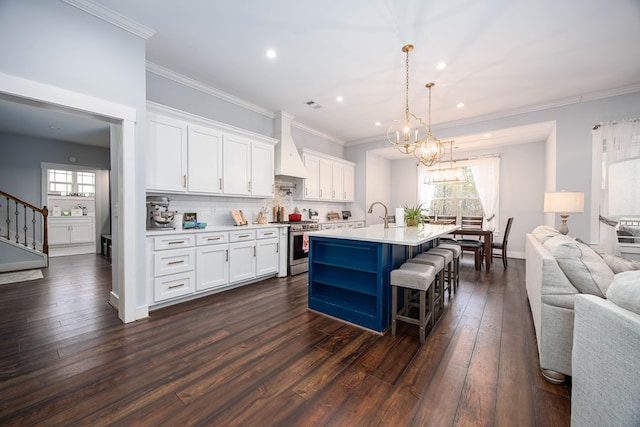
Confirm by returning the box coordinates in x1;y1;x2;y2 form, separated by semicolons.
347;91;640;256
0;0;147;308
0;132;110;207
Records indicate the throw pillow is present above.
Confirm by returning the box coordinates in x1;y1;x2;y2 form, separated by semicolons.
606;270;640;316
544;235;614;297
532;225;560;244
598;252;640;274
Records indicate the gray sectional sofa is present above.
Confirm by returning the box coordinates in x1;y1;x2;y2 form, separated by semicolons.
525;225;640;425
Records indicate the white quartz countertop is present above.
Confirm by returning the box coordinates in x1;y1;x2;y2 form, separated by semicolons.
306;223;459;246
146;223;289;236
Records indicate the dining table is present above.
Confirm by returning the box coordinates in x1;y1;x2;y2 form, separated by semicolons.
450;228;493;271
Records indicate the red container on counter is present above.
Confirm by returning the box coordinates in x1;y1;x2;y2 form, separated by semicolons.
288;213;302;222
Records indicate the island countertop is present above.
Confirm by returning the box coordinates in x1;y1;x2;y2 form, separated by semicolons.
306;223;458;246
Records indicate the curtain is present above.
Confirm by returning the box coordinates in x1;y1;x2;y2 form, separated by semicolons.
417;165;436;217
469;156;501;231
593;119;640;255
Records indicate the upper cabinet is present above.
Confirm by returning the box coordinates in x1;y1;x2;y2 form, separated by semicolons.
146;104;275;198
296;149;355;202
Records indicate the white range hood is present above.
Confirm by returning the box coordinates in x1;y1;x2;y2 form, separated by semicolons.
274;111;308;179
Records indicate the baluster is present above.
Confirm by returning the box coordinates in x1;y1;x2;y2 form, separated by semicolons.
14;200;19;243
23;204;28;246
4;196;9;239
32;208;37;250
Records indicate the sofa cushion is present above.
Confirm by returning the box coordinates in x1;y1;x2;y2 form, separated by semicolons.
532;225;560;244
599;252;640;274
543;235;613;297
606;270;640;315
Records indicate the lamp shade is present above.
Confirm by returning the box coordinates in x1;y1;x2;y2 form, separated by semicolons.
608;156;640;218
544;191;584;214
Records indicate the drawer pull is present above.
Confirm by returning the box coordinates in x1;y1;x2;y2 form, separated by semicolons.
168;283;185;289
263;232;274;236
238;234;250;238
207;237;221;241
168;240;185;245
168;260;185;265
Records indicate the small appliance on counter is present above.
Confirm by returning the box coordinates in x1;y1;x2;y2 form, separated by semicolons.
146;196;176;230
342;210;352;220
308;209;319;221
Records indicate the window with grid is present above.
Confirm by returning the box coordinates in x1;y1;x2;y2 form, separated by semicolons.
425;167;483;221
47;169;95;197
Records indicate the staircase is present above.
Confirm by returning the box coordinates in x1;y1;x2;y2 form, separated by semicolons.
0;190;48;273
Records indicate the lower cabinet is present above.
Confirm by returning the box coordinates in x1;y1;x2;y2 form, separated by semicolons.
148;227;282;308
48;216;96;256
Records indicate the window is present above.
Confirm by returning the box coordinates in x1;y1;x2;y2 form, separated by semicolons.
47;169;95;197
428;167;483;221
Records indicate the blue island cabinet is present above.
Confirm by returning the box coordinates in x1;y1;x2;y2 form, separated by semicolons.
308;236;409;332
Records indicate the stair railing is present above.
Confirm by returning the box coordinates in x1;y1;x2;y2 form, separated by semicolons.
0;190;48;255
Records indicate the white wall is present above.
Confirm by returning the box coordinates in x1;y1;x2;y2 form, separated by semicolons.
389;158;419;212
365;151;391;225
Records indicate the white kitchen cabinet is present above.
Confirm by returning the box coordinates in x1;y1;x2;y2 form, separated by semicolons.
302;154;320;199
222;134;252;196
228;229;257;283
296;149;355;202
146;113;188;193
256;228;279;276
196;232;229;291
250;140;274;197
332;162;344;201
48;217;95;245
146;105;276;198
150;234;196;303
318;158;332;201
187;124;223;194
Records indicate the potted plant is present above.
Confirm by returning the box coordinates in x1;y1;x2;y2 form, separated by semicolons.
404;202;429;226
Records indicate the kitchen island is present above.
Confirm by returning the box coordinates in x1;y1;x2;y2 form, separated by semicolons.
306;223;458;332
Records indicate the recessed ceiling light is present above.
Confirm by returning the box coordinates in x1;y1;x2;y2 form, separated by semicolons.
266;49;277;59
375;121;381;127
437;62;447;70
456;102;465;108
336;96;344;103
484;133;492;137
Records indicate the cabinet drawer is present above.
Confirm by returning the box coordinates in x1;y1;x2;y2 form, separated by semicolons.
154;234;195;250
256;228;278;240
354;221;365;228
154;247;196;276
154;271;195;302
230;229;256;242
196;232;229;246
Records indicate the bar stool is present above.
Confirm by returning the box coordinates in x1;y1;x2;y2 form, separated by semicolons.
426;248;454;298
437;243;461;292
390;263;436;344
406;252;446;310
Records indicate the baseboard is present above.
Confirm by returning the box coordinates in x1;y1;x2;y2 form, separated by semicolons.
0;258;48;273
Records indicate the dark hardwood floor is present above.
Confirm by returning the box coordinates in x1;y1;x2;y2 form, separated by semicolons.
0;254;571;426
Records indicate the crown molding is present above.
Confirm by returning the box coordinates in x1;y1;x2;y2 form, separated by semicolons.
291;121;344;146
63;0;155;39
345;84;640;146
146;61;274;119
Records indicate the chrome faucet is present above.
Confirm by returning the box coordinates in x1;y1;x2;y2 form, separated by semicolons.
368;202;389;228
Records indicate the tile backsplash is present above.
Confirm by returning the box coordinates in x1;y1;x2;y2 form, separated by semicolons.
149;192;365;226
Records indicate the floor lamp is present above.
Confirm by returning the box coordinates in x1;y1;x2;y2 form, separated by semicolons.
544;191;584;235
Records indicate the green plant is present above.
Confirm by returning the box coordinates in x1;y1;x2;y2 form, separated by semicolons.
403;202;429;226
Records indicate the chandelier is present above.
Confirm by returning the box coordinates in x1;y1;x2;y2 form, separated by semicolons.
424;141;468;184
414;82;446;166
386;44;427;154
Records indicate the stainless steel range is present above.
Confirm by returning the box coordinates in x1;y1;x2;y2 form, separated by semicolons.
271;220;319;275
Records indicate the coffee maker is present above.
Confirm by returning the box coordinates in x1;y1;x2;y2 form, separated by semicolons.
146;196;176;230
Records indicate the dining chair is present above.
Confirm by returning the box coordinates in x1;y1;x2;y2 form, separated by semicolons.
457;215;484;270
491;217;514;268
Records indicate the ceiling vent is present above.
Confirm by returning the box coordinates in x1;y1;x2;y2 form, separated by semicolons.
305;100;322;109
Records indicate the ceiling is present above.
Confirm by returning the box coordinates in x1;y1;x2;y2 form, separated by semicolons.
2;0;639;154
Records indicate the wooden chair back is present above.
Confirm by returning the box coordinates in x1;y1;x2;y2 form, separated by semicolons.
435;215;456;225
461;216;483;230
